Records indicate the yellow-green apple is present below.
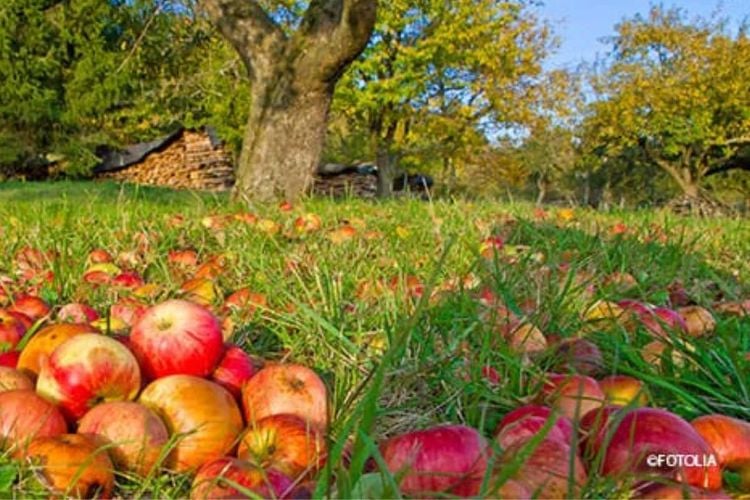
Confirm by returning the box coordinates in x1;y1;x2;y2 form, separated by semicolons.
211;345;259;400
0;309;26;351
0;389;67;456
379;424;489;497
495;405;574;445
190;458;293;500
58;303;99;324
541;373;605;421
677;306;716;337
26;433;114;498
36;333;141;420
139;375;242;473
599;375;649;406
78;401;169;477
242;363;328;431
502;437;588;498
581;406;722;490
17;323;97;380
0;367;33;392
237;414;327;480
130;300;224;379
9;294;50;321
691;414;750;491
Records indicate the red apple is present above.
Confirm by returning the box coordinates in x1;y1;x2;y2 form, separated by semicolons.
211;345;258;400
0;309;26;351
494;415;571;450
582;407;722;490
26;433;114;498
0;350;20;368
190;458;293;500
36;333;142;420
599;375;649;406
78;401;169;476
139;375;243;473
0;366;33;392
653;307;688;334
502;437;588;498
634;483;731;499
168;249;199;268
692;414;750;490
112;271;145;289
242;363;328;431
130;300;224;379
238;414;327;480
222;289;267;319
553;338;604;375
9;294;50;321
294;213;322;233
0;389;67;456
58;303;99;324
541;373;605;421
18;323;97;380
88;249;113;264
495;405;574;446
110;298;148;327
379;424;489;497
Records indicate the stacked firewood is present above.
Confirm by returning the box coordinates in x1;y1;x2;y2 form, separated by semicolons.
310;172;378;198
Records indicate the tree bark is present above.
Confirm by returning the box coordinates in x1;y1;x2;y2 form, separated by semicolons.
535;174;548;206
201;0;377;202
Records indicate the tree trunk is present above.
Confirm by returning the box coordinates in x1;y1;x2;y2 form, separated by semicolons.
535;174;548;206
201;0;377;202
375;142;395;198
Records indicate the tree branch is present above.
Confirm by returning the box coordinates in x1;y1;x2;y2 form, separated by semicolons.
200;0;286;80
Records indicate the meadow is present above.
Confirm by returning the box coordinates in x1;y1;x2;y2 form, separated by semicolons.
0;181;749;498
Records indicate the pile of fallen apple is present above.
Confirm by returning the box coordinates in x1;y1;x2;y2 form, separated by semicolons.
0;245;749;499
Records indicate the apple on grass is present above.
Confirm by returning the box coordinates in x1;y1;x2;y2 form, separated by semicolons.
599;375;649;406
130;299;224;379
0;309;26;351
17;323;97;380
78;401;169;477
691;414;750;491
190;458;293;500
211;345;259;400
9;294;50;322
495;405;575;445
0;389;68;457
541;373;605;421
36;333;141;420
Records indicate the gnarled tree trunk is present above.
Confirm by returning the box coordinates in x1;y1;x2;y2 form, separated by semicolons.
202;0;377;202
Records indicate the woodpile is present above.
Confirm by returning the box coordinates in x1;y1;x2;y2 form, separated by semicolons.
97;130;235;192
311;172;378;198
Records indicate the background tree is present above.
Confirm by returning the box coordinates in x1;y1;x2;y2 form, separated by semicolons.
582;7;750;201
329;0;558;197
200;0;377;202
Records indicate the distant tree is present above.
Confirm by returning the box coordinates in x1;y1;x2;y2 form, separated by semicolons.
200;0;377;202
330;0;558;197
583;7;750;200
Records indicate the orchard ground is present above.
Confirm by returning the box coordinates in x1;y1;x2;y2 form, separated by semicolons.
0;180;749;498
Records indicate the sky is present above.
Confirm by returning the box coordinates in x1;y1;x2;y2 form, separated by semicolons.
537;0;750;69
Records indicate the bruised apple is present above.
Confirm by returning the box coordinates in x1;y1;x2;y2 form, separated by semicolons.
36;333;141;420
190;458;293;500
581;406;722;490
130;300;224;379
78;401;169;476
18;323;96;380
0;367;33;392
379;424;489;497
26;433;114;498
541;373;605;421
0;390;67;456
211;345;259;400
139;375;243;473
238;414;327;480
242;363;328;431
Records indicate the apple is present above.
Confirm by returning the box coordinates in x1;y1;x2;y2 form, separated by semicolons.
599;375;648;406
222;289;267;320
78;401;169;477
17;323;97;380
553;338;604;375
111;297;148;327
58;303;100;324
677;306;716;338
88;248;113;264
0;350;20;368
168;249;199;268
692;414;750;490
502;437;587;498
541;373;605;421
583;300;627;325
379;424;489;497
211;345;259;400
581;406;722;490
495;415;572;450
139;375;243;473
26;433;114;498
652;307;688;334
190;458;293;500
36;333;142;420
238;414;327;480
112;271;145;289
242;363;328;431
633;484;731;499
506;323;548;354
130;300;224;379
0;390;67;456
494;405;573;443
294;213;322;233
9;294;50;321
0;309;26;351
0;367;33;392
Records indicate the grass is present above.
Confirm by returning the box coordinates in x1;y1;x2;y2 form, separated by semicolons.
0;180;749;498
